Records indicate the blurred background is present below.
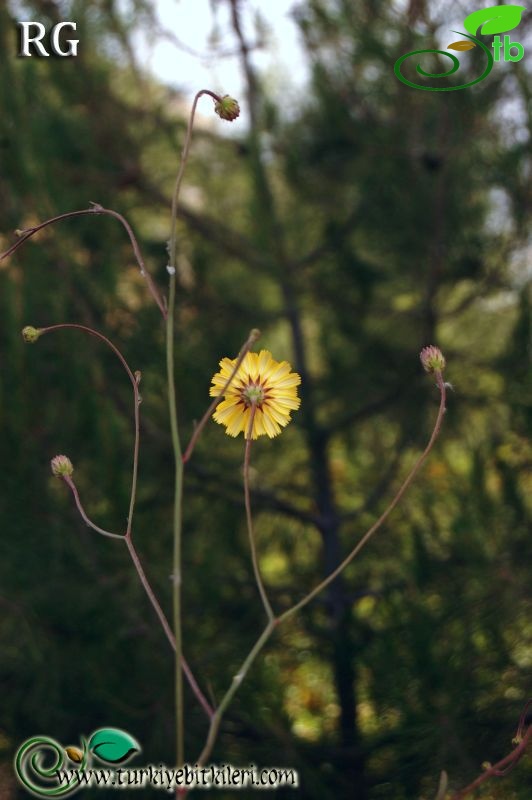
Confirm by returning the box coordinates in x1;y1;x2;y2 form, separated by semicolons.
0;1;531;798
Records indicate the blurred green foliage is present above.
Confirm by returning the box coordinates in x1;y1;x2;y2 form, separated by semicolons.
0;1;530;798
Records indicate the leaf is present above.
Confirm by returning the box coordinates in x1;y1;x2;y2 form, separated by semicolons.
65;746;84;763
87;728;140;764
447;41;476;51
463;5;525;36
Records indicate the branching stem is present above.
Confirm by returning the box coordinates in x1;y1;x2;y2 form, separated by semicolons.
40;323;212;719
1;206;166;317
189;372;447;770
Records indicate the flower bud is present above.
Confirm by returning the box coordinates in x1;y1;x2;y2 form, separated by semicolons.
51;455;74;478
22;326;43;343
420;345;446;373
214;95;240;122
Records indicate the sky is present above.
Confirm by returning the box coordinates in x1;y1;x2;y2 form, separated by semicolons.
136;0;309;107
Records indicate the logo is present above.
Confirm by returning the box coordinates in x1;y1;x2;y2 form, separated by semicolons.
15;728;140;796
394;4;526;91
14;730;299;795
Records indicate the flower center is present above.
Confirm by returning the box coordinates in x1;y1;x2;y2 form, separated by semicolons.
242;383;265;406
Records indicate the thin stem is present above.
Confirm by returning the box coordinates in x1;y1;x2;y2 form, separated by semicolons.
278;373;447;623
196;620;276;768
166;273;185;767
41;324;212;718
166;88;223;771
168;89;222;274
63;476;124;540
127;371;142;536
244;406;274;621
41;324;140;532
125;535;214;721
1;206;166;318
187;375;447;777
451;724;531;799
65;467;214;720
182;328;261;464
124;536;178;648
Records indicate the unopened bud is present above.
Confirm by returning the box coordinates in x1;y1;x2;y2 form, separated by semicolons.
214;95;240;122
65;746;84;763
22;326;43;344
420;345;446;373
51;455;74;478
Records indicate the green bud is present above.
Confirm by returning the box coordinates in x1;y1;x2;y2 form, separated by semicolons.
214;95;240;122
51;455;74;478
22;326;43;343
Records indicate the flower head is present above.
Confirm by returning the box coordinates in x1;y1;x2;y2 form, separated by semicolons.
420;345;446;373
51;454;74;478
214;95;240;122
22;325;43;343
210;350;301;439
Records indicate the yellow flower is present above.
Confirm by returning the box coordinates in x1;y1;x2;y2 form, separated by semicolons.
210;350;301;439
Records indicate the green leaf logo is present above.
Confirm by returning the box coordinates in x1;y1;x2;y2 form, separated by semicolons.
464;5;526;36
88;728;140;764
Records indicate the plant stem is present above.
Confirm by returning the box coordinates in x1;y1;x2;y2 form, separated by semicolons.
124;534;214;720
244;406;274;621
168;90;222;271
40;323;212;720
63;476;124;540
65;472;213;717
278;373;447;624
1;206;167;318
127;371;142;535
166;88;223;769
166;272;185;767
43;325;210;716
450;724;531;798
188;374;448;772
196;620;277;767
181;328;261;465
41;323;141;534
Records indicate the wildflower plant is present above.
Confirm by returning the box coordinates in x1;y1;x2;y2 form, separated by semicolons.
2;89;454;795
